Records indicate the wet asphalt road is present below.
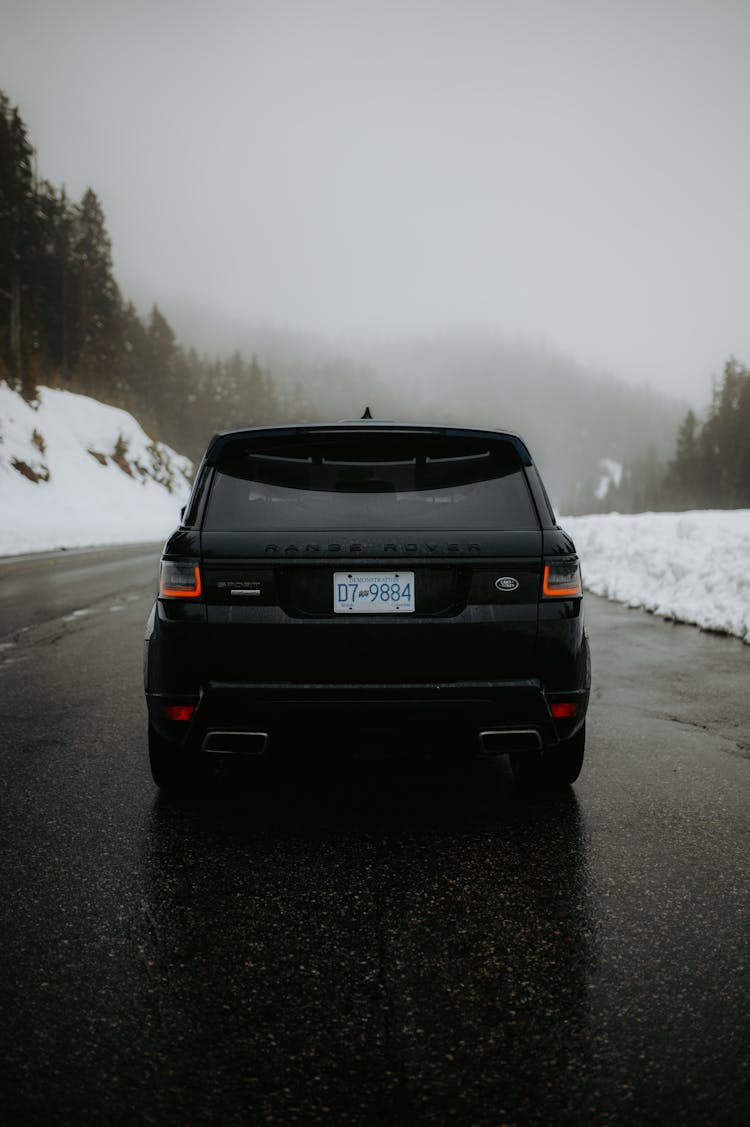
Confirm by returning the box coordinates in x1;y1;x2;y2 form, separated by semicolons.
1;546;749;1126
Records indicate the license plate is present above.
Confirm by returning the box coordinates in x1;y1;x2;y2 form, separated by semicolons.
333;571;415;613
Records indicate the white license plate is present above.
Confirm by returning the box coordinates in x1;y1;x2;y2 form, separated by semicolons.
333;571;415;613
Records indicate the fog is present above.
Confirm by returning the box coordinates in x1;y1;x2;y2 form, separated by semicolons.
3;0;750;404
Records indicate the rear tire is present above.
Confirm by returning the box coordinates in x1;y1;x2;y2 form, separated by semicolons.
148;721;196;793
511;723;585;789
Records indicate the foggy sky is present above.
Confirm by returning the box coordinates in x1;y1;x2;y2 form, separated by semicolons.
3;0;750;402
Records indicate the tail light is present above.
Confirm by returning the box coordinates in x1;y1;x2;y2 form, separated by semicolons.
159;560;202;598
550;701;578;719
542;561;582;598
163;704;195;721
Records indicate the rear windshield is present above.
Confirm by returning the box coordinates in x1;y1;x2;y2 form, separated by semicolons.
204;433;539;531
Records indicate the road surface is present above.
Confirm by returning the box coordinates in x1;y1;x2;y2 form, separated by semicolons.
1;544;748;1125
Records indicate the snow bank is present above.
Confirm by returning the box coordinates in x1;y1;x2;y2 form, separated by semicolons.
564;510;750;644
0;382;193;555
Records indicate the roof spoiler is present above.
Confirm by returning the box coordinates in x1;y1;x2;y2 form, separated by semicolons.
203;424;534;466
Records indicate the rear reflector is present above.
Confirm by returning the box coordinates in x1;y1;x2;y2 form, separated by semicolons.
160;560;202;598
542;561;582;598
164;704;195;721
550;702;578;719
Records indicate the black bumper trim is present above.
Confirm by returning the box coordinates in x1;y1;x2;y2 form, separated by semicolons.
146;679;588;756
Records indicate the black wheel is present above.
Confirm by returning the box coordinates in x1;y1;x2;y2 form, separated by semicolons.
511;723;586;789
148;721;196;792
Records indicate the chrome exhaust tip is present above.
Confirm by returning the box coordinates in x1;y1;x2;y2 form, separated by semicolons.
201;730;270;756
478;729;543;755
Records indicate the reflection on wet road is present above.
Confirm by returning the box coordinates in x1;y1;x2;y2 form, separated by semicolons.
0;547;748;1125
136;767;593;1126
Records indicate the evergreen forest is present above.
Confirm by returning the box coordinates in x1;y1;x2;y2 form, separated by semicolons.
581;357;750;514
0;90;304;461
665;358;750;508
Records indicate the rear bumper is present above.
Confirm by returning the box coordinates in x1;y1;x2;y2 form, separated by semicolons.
146;679;589;758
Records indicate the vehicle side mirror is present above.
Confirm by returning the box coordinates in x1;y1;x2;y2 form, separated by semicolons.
180;505;186;522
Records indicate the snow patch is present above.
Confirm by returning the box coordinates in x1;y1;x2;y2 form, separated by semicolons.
0;382;193;555
593;458;623;501
563;510;750;644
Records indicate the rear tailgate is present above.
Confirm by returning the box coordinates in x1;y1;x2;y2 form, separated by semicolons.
199;428;543;684
202;532;542;684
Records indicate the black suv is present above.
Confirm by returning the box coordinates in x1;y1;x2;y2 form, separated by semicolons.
144;421;590;789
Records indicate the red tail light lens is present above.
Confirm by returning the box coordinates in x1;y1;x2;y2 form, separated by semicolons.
160;560;202;598
163;704;195;721
542;561;582;598
550;702;578;719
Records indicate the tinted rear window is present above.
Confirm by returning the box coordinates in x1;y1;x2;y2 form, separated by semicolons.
204;433;539;531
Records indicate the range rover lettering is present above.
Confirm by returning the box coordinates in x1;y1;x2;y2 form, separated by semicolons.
144;420;590;790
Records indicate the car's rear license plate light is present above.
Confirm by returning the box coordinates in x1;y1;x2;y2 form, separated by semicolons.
333;571;415;613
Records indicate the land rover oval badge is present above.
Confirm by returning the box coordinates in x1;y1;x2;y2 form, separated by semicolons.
495;577;519;592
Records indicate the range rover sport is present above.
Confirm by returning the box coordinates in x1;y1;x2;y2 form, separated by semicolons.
144;420;590;790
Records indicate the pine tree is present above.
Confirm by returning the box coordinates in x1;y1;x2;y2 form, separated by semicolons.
118;300;151;414
0;93;37;395
31;181;74;382
737;376;750;504
668;408;700;506
713;358;748;504
70;188;122;397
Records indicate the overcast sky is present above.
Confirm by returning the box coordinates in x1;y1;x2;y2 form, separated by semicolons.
3;0;749;401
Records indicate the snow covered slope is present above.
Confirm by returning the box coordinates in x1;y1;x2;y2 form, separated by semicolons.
0;382;193;555
564;510;750;644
